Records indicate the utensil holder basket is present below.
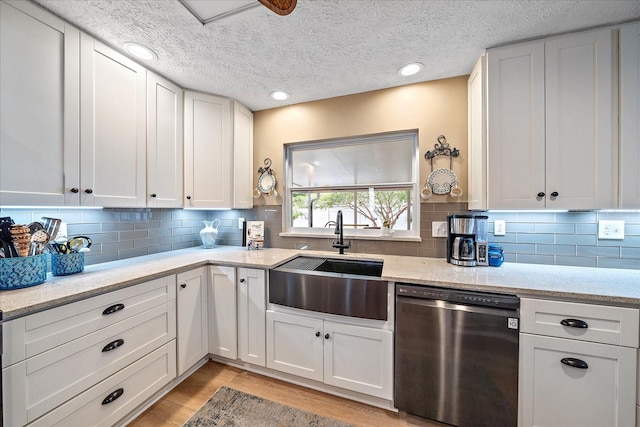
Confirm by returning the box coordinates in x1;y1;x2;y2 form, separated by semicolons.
0;254;47;290
51;252;85;276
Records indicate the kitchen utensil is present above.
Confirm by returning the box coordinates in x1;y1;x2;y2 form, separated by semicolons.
48;242;69;255
0;217;16;258
30;229;50;256
41;217;62;242
67;236;92;253
10;224;31;257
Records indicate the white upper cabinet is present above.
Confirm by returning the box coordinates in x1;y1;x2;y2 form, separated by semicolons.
184;91;232;208
184;93;254;209
487;41;546;209
486;27;617;210
467;55;487;210
233;101;254;209
147;72;183;208
620;22;640;209
0;0;80;206
80;33;147;207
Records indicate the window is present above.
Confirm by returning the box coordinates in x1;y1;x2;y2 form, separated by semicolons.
283;130;420;239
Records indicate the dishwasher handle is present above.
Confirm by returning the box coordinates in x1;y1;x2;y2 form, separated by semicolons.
397;295;519;319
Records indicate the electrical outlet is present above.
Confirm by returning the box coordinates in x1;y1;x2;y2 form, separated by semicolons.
598;220;624;240
238;217;245;229
432;221;448;238
494;220;506;236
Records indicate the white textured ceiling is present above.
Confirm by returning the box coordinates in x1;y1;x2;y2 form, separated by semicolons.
32;0;640;111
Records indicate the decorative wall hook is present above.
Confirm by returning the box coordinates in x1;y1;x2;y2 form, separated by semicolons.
422;135;462;198
255;158;277;197
424;135;459;162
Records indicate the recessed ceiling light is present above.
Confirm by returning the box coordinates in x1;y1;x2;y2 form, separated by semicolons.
270;91;289;101
123;42;158;61
398;62;424;77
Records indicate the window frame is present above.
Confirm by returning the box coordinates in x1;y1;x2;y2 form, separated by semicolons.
282;130;421;240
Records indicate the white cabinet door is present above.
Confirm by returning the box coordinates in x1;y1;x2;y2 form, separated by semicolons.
0;0;80;206
487;40;546;209
323;321;393;400
184;91;232;208
237;268;266;366
147;72;183;207
176;268;208;375
545;29;615;209
266;311;324;382
486;28;616;210
467;55;486;210
519;333;637;427
80;33;146;207
232;101;254;209
620;22;640;209
208;265;237;360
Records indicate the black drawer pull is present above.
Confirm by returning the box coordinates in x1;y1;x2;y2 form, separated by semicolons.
561;357;588;369
560;318;588;329
102;388;124;405
102;303;125;315
102;338;125;353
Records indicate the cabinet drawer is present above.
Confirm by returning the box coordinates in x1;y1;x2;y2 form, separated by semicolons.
4;275;176;367
4;303;176;426
28;340;177;427
519;333;637;427
521;298;639;347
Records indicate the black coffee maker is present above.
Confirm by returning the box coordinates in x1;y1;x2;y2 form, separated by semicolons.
447;214;477;266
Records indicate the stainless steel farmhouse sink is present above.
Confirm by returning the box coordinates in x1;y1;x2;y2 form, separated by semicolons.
268;256;387;320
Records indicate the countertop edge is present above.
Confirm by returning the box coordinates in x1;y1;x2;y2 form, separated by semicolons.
2;247;639;320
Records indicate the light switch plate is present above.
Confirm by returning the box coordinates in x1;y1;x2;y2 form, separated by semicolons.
432;221;447;238
494;220;506;236
238;218;245;229
598;220;624;240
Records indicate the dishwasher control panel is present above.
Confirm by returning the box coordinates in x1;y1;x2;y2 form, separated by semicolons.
396;283;520;310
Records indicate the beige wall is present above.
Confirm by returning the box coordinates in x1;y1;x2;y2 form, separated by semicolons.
252;75;469;205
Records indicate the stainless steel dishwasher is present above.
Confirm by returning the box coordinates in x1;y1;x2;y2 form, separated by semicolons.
395;283;519;427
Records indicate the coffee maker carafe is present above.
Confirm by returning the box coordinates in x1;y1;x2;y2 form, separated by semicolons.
447;214;477;266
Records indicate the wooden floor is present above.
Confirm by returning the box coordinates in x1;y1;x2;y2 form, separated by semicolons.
129;361;444;427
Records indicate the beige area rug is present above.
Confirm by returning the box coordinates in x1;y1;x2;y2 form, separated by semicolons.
182;386;353;427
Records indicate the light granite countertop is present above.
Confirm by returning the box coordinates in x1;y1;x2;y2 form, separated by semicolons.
1;247;639;320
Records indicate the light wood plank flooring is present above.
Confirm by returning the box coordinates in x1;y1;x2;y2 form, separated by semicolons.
128;361;444;427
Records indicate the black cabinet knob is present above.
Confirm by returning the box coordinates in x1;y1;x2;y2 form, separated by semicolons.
150;193;157;198
186;195;191;200
551;191;559;197
239;278;245;283
180;283;186;289
85;188;93;194
537;192;545;198
324;333;330;340
315;331;321;337
70;187;79;193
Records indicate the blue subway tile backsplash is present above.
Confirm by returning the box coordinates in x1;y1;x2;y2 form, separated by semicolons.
1;205;639;270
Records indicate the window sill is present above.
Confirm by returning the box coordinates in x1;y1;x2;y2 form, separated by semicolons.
279;231;422;243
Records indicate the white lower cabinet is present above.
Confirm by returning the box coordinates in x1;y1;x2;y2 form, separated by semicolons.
3;276;176;427
266;311;393;400
28;341;176;427
207;265;237;360
176;267;208;376
237;268;266;366
519;298;639;427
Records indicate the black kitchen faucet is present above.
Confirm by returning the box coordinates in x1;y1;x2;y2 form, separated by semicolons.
332;210;350;254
